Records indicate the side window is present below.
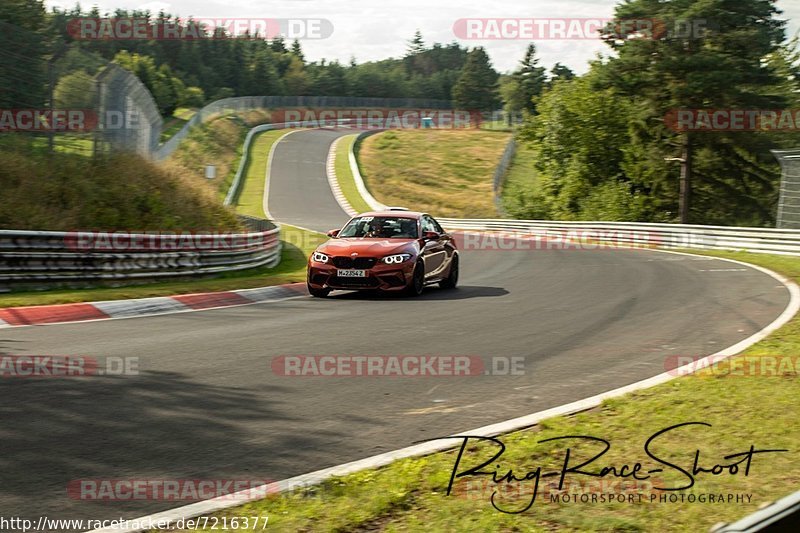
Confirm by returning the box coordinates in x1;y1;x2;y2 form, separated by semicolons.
421;216;435;233
422;216;443;234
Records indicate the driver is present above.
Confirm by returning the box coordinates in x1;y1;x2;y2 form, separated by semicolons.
365;220;387;238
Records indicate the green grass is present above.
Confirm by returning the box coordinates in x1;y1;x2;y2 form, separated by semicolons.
169;109;273;198
480;118;513;132
0;119;323;308
0;134;95;157
234;130;297;219
502;141;538;193
358;129;512;218
158;249;800;533
160;108;199;142
501;141;549;219
334;134;373;214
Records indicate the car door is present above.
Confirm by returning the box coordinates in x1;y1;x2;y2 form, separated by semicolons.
421;215;447;279
429;215;455;265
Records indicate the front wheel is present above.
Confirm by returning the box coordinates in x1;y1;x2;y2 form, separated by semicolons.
439;254;459;289
308;284;331;298
405;261;425;297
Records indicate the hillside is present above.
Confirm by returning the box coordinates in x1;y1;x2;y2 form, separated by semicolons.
0;141;240;231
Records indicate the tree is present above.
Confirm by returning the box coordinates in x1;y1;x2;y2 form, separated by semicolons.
451;47;499;111
600;0;788;224
290;39;304;62
498;75;524;124
548;63;575;86
283;56;309;95
518;71;644;220
0;2;48;108
54;70;95;109
407;30;425;56
270;36;287;54
514;44;546;113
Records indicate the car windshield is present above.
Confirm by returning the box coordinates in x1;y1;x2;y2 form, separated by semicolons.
338;216;418;239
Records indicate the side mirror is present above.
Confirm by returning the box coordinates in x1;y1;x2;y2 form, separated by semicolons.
423;231;440;241
327;229;340;238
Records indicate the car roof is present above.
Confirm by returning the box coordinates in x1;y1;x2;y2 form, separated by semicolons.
356;211;426;219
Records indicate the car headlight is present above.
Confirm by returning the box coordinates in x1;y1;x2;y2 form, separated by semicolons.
312;251;329;263
382;253;412;265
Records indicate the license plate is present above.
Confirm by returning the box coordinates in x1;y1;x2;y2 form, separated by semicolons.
337;269;367;278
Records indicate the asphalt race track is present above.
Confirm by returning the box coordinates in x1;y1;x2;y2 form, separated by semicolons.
0;128;791;527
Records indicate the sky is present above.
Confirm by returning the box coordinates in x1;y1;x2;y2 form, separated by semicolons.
44;0;800;74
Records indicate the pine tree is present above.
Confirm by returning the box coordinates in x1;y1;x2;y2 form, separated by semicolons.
451;47;499;111
601;0;789;224
514;44;546;113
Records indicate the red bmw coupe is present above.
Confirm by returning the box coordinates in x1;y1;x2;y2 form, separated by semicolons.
306;209;459;297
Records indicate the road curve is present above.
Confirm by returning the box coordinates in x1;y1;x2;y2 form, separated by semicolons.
0;128;791;527
267;128;353;232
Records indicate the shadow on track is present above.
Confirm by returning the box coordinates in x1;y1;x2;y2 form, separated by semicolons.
0;341;343;525
325;285;509;301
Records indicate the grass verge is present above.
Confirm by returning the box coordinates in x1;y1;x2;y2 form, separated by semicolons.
358;129;512;218
168;109;273;198
158;249;800;532
501;141;548;219
0;125;321;308
160;107;198;142
333;134;373;214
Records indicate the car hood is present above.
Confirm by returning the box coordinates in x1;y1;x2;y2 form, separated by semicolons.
318;238;417;257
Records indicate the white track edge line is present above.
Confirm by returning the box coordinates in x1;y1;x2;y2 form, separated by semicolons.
262;129;302;220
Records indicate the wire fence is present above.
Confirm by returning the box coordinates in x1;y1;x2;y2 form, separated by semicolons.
0;21;163;158
154;95;455;160
773;149;800;229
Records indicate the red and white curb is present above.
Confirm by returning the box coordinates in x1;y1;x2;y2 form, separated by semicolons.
0;283;308;328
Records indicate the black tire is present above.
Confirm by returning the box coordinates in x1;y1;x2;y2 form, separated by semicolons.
439;254;459;289
308;284;331;298
405;261;425;297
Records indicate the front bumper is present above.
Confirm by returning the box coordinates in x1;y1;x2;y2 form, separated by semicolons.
307;260;414;291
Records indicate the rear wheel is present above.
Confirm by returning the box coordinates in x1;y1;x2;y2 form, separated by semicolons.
439;254;459;289
405;261;425;297
308;284;331;298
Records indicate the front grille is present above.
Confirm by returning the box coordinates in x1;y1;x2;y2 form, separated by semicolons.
332;257;377;269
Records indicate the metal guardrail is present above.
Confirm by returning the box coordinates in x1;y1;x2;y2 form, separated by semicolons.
710;489;800;532
438;218;800;256
0;219;281;290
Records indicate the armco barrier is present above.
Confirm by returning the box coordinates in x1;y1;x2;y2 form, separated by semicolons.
0;218;281;290
340;129;800;256
438;218;800;256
